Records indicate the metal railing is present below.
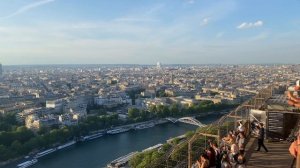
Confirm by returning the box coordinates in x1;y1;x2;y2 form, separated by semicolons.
187;85;274;168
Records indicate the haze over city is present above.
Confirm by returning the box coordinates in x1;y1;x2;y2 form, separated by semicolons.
0;0;300;65
1;1;300;168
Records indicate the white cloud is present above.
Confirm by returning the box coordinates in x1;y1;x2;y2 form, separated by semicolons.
254;20;263;26
0;0;55;19
237;20;264;29
201;17;210;26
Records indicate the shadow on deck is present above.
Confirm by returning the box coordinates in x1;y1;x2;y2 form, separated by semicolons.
245;137;295;168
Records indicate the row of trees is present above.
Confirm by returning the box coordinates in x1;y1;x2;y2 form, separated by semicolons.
0;113;123;162
76;114;122;134
128;101;236;122
0;126;74;161
0;112;21;132
129;125;219;168
0;100;235;162
129;143;172;168
128;101;236;168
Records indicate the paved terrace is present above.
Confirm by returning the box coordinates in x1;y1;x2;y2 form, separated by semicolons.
245;137;295;168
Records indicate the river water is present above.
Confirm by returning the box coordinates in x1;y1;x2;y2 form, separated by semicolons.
6;113;223;168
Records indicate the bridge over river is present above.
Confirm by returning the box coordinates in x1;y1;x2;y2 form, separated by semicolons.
165;117;207;127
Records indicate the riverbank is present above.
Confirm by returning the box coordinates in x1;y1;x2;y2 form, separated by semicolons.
9;123;198;168
106;111;231;168
107;134;187;168
0;157;22;167
2;110;229;168
0;119;168;168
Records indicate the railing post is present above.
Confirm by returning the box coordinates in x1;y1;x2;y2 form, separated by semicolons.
188;141;192;168
266;111;269;139
234;109;237;129
217;126;221;145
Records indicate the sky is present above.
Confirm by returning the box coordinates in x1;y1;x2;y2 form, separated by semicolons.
0;0;300;65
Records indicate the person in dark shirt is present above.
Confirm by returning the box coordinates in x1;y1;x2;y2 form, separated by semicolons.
210;142;221;168
256;123;268;152
205;147;216;167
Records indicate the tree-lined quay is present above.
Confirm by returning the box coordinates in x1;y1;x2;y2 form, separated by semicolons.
0;100;234;163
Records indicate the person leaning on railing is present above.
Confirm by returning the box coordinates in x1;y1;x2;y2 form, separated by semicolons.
210;142;221;168
237;121;245;134
238;133;246;154
236;121;245;144
222;131;236;146
197;153;210;168
221;153;232;168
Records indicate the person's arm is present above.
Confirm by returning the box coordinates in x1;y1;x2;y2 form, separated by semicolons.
201;160;209;168
197;160;201;168
289;141;297;158
297;135;300;168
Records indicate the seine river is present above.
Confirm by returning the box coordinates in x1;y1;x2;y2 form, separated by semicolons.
6;113;223;168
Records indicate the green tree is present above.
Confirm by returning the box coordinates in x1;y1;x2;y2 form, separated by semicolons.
11;140;22;154
149;105;157;113
156;105;164;117
15;126;34;144
140;110;149;120
162;106;170;117
37;126;49;135
0;145;10;161
169;104;180;116
128;108;140;119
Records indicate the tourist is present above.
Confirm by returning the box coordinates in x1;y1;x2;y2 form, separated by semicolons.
221;154;232;168
237;121;245;134
197;153;210;168
219;145;229;161
231;143;239;156
235;154;246;168
222;133;235;146
256;123;268;152
232;131;237;142
250;121;259;136
229;143;239;166
289;131;299;168
238;133;245;154
236;121;244;143
211;142;221;168
205;147;216;167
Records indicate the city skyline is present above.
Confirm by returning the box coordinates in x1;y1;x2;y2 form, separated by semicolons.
0;0;300;65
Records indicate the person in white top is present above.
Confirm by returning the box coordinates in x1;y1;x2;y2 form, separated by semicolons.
231;143;239;155
237;121;245;133
229;143;239;166
236;121;245;144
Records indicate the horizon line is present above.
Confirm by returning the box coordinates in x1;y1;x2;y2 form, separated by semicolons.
1;63;299;66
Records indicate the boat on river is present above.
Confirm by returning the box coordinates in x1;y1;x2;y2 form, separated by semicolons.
107;128;130;135
17;159;38;168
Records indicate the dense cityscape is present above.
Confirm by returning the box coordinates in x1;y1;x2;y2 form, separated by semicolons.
1;63;298;132
0;63;300;167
